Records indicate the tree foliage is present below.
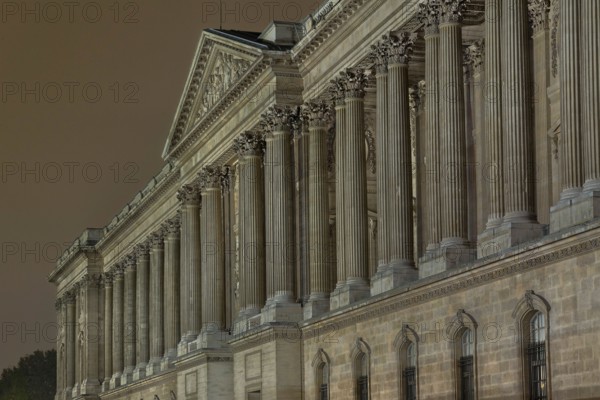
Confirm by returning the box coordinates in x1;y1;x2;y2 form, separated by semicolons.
0;350;56;400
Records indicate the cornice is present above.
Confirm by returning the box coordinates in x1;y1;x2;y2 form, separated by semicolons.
228;323;303;352
300;221;600;337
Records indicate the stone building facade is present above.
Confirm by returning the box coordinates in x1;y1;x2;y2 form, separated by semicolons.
49;0;600;399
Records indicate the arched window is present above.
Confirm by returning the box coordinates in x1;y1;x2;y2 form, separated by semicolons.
404;342;417;400
357;352;369;400
528;312;547;400
318;363;329;400
459;329;475;400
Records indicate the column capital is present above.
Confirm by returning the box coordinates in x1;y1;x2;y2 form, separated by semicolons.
177;183;201;204
464;39;485;74
102;271;114;287
135;241;150;259
64;289;77;304
340;68;367;99
328;77;347;106
198;165;228;191
302;100;333;128
261;105;301;134
163;213;181;235
388;32;418;65
369;37;390;74
55;297;63;311
124;253;137;270
528;0;550;35
439;0;468;24
233;131;266;157
419;0;441;35
149;230;165;249
111;262;125;278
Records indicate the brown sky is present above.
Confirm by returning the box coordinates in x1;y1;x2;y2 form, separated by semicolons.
0;0;316;371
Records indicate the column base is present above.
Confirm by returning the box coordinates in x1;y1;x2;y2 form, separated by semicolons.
261;300;303;323
161;351;177;371
371;263;418;296
145;357;162;376
121;367;134;385
80;378;100;395
194;328;231;350
101;377;111;392
109;372;122;390
329;279;370;310
233;311;262;335
550;190;600;233
303;295;330;319
71;383;80;398
477;220;546;258
132;363;147;381
177;337;189;357
62;387;73;400
418;244;476;279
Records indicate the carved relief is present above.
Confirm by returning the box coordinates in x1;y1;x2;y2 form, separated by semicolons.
261;105;301;134
388;32;418;65
418;0;441;35
198;165;228;190
303;101;332;128
464;39;485;76
340;68;367;99
233;131;266;157
528;0;550;35
328;77;346;106
369;37;390;74
177;183;201;204
439;0;468;24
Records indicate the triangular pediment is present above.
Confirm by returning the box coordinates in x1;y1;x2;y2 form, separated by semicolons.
163;29;264;159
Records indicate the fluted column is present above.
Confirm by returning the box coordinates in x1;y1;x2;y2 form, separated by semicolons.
502;0;536;221
329;78;347;309
370;41;390;269
147;232;164;374
304;101;333;317
133;243;149;379
102;274;113;391
55;299;64;398
122;255;136;382
421;2;442;250
233;132;266;324
558;0;583;199
199;166;227;335
484;0;504;228
110;265;124;388
81;275;100;395
64;291;76;394
162;215;180;361
177;183;201;347
439;1;469;246
388;32;418;272
342;68;370;295
582;0;600;191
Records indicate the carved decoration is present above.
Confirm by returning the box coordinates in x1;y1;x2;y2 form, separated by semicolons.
303;101;332;128
388;32;418;65
198;165;228;190
368;36;390;74
550;0;559;77
150;230;165;249
164;213;182;235
103;271;114;286
464;39;485;75
125;253;137;270
393;324;420;350
328;77;347;106
177;183;201;204
233;131;266;157
54;298;62;311
365;112;376;174
327;125;336;174
528;0;550;35
135;241;150;258
341;68;367;99
446;309;478;340
261;105;301;133
439;0;469;24
419;0;441;35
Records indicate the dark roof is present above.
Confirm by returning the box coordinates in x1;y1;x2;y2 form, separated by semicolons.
206;28;294;51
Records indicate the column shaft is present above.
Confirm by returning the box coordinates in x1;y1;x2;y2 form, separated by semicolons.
112;269;124;379
558;0;583;198
123;259;136;374
135;246;149;370
149;236;164;363
374;61;390;268
485;0;504;227
163;217;180;357
502;0;536;221
103;278;112;383
65;295;76;390
334;98;347;285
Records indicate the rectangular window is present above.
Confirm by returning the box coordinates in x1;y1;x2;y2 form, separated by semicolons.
320;384;328;400
357;376;368;400
404;366;416;400
459;355;474;400
528;342;547;400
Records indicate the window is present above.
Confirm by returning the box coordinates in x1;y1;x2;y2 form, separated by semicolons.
318;364;329;400
357;353;368;400
459;329;475;400
404;342;417;400
528;312;547;400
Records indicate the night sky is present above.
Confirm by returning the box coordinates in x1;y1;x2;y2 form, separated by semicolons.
0;0;314;371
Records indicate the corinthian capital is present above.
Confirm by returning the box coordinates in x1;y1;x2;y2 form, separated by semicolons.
149;230;165;249
198;165;227;190
528;0;549;34
261;105;301;133
302;101;333;128
439;0;469;24
177;182;201;204
340;68;367;99
464;39;485;74
64;290;76;304
369;37;390;74
135;241;150;259
419;0;441;35
125;253;137;270
233;131;266;157
388;32;418;65
163;213;181;235
328;77;347;106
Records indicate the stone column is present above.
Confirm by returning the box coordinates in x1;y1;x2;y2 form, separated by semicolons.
176;183;201;352
261;106;303;323
582;0;600;191
147;231;164;375
110;265;124;389
122;255;136;384
64;291;76;395
72;290;80;396
329;78;347;311
55;299;63;400
340;68;370;304
233;131;266;331
420;2;442;251
303;101;333;318
197;166;228;346
80;275;101;395
133;243;149;380
376;33;419;295
484;0;504;228
101;273;112;391
369;40;390;270
162;215;180;366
